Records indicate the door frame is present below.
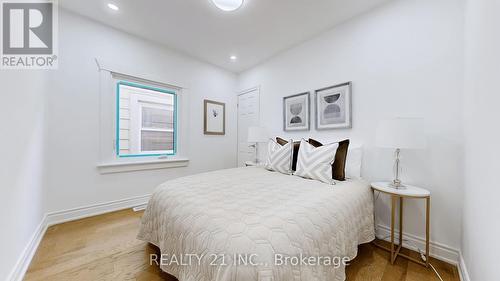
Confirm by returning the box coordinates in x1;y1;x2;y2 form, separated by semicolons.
237;86;261;166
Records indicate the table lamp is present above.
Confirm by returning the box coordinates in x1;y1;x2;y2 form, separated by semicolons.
247;126;268;164
376;118;426;188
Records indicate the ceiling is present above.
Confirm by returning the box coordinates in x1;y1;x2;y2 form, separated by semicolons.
60;0;390;73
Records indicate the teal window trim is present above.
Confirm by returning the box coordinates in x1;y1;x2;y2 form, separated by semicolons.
116;81;178;158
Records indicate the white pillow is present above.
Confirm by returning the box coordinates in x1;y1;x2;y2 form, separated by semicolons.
294;139;339;184
346;146;363;179
265;139;292;174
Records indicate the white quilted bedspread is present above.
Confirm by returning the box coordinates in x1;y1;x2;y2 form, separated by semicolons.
137;167;374;281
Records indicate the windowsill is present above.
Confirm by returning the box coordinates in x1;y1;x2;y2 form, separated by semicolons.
97;157;189;174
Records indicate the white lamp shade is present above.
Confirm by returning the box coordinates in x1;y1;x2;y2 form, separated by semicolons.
247;126;268;143
376;118;426;149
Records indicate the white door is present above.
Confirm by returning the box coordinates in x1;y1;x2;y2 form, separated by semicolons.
237;88;260;167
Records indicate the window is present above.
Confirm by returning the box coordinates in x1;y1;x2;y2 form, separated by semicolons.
116;81;177;157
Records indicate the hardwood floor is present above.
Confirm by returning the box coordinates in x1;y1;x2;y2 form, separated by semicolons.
25;209;460;281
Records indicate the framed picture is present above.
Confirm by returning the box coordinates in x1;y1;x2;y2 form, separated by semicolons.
283;92;310;131
204;99;225;135
315;82;352;130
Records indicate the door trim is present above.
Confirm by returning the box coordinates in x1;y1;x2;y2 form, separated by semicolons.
238;86;260;97
237;86;261;166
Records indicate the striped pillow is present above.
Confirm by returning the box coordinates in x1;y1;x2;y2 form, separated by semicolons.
294;139;339;184
265;139;292;174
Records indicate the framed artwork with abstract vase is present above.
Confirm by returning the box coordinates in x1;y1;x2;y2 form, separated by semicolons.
315;82;352;130
204;99;225;135
283;92;310;131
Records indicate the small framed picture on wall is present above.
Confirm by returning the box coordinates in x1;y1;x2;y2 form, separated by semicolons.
204;99;225;135
314;82;352;130
283;92;310;131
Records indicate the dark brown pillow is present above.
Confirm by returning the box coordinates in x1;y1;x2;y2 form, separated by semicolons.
308;138;350;181
276;137;301;171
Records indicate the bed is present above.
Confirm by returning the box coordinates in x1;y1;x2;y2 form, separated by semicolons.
137;166;374;281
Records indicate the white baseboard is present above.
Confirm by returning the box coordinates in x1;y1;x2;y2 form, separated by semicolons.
45;194;151;226
376;224;460;265
132;204;148;212
458;252;471;281
7;194;151;281
7;215;48;281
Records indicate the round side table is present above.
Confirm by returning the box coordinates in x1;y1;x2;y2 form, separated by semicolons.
371;181;431;267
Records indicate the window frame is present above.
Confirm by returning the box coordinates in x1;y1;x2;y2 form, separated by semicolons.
116;81;178;158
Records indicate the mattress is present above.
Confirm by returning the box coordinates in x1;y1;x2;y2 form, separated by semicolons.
137;167;374;281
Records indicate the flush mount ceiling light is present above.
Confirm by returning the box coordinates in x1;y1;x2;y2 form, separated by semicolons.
107;3;119;11
230;55;237;61
211;0;244;12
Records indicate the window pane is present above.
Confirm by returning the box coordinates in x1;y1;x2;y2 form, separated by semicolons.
117;82;177;157
142;107;174;130
141;130;174;151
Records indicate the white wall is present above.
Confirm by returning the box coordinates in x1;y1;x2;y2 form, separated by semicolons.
0;71;49;280
237;0;464;253
44;10;238;212
463;0;500;280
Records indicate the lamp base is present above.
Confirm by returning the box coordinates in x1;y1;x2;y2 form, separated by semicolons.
389;181;406;190
249;142;260;165
390;148;407;189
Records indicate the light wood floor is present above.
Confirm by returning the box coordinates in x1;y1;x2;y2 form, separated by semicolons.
25;209;460;281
